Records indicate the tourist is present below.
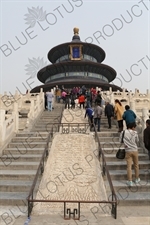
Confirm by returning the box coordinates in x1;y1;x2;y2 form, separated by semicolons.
61;90;67;103
84;106;94;130
55;88;61;103
46;90;54;111
105;101;114;129
44;92;47;110
114;99;124;132
95;91;102;105
70;93;76;109
81;85;86;95
78;94;85;109
122;105;136;128
143;119;150;160
119;122;140;187
65;91;71;109
85;90;92;108
93;102;103;132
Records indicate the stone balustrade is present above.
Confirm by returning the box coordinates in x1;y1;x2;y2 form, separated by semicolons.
0;109;16;155
0;89;45;155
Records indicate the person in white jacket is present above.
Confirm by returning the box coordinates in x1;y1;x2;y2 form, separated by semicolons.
119;122;140;187
46;91;54;111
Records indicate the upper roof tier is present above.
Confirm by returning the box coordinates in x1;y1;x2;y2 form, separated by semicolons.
48;28;106;63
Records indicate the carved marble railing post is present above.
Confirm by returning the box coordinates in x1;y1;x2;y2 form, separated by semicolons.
0;94;2;108
36;95;40;113
105;90;110;102
110;92;114;105
0;109;5;143
31;99;35;119
130;101;136;112
122;88;126;98
128;92;132;105
12;102;19;132
14;90;21;104
146;89;150;98
40;89;44;108
134;89;139;98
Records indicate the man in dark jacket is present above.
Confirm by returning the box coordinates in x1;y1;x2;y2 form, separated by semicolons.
143;119;150;160
105;101;114;129
95;91;102;105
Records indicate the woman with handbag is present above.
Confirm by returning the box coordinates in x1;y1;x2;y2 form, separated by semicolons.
119;122;140;187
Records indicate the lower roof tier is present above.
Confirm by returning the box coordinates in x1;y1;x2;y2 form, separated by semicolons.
31;78;122;93
37;61;117;83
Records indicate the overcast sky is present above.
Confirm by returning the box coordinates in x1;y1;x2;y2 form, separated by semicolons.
0;0;149;95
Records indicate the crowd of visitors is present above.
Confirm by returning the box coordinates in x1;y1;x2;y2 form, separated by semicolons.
54;85;101;109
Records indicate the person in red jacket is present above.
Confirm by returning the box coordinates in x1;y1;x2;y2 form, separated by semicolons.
78;94;85;109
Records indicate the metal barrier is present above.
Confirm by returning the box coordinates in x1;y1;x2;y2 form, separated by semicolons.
27;122;117;219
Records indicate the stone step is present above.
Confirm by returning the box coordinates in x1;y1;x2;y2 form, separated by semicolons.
101;147;143;153
4;147;45;154
16;132;49;137
105;179;150;193
117;192;150;206
0;180;40;192
0;192;29;205
33;125;57;129
8;142;47;148
106;189;150;206
35;120;60;124
95;127;117;131
0;170;37;180
0;161;39;170
100;142;123;148
31;128;56;132
1;154;43;162
103;153;148;161
108;169;150;180
99;137;120;142
11;137;49;142
97;132;119;137
106;160;150;170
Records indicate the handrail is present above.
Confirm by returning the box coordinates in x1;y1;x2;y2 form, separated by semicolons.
93;123;117;218
27;121;117;219
27;131;52;213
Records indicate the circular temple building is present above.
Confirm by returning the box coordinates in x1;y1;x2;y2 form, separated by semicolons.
31;28;122;92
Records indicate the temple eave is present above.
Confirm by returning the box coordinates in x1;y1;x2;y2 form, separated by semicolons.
37;61;116;83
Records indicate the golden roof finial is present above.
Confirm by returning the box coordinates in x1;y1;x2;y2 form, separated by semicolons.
73;27;79;35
